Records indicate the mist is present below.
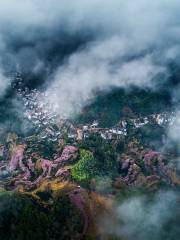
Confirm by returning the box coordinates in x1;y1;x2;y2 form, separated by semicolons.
0;1;180;115
100;191;180;240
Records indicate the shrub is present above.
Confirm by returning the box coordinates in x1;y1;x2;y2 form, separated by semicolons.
71;149;97;184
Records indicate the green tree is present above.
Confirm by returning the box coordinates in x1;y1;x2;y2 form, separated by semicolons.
71;149;97;184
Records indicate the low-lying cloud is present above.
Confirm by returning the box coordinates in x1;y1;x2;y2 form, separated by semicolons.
46;39;166;117
0;68;10;97
0;0;180;115
100;191;179;240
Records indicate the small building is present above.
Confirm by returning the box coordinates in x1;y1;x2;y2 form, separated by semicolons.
91;121;99;129
77;129;83;141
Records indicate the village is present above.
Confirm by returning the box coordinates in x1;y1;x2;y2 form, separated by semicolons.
64;111;176;141
11;75;176;143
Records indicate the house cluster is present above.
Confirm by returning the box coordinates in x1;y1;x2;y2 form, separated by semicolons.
76;121;128;140
65;111;176;141
116;112;176;130
13;72;176;143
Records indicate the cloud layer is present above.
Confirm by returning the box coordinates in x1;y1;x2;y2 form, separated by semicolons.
0;0;180;113
101;191;179;240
